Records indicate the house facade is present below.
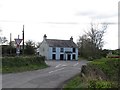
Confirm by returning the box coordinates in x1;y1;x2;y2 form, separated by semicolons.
39;34;78;60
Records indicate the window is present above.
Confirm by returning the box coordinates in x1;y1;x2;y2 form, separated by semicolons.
73;48;76;52
60;48;64;52
52;47;56;52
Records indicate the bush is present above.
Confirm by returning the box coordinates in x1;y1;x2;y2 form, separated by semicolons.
2;45;16;57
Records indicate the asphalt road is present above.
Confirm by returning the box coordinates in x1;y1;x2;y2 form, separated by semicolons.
2;60;88;88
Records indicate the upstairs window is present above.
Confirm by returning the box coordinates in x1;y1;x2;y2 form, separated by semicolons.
60;48;64;52
73;48;76;53
52;47;56;52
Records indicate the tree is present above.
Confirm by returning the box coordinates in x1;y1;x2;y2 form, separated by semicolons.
0;30;8;45
36;42;41;48
24;40;36;55
86;23;107;49
77;23;108;60
0;37;8;45
2;45;16;56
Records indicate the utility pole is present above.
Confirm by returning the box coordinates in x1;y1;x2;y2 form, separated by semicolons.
22;25;24;55
10;33;12;55
10;33;12;46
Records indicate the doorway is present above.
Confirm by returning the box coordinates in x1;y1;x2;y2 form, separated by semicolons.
67;54;71;60
60;54;64;60
73;54;76;60
52;54;56;60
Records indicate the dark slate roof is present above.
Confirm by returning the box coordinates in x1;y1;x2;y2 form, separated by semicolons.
46;39;78;48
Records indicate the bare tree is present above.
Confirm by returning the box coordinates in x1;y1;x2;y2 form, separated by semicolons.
0;30;8;45
86;23;107;49
77;23;108;60
0;37;8;45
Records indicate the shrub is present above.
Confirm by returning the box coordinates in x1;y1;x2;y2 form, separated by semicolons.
2;56;46;67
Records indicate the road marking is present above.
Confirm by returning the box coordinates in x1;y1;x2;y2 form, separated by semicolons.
73;63;79;66
49;68;65;73
55;64;61;68
62;64;67;67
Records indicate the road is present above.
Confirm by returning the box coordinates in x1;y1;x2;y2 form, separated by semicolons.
2;60;88;88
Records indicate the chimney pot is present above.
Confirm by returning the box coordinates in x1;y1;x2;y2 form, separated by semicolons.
43;34;47;40
70;36;73;41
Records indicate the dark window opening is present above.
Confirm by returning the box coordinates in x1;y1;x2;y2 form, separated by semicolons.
52;47;56;52
60;48;64;52
73;48;76;52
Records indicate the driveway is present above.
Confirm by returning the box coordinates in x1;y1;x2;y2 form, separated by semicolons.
2;60;88;88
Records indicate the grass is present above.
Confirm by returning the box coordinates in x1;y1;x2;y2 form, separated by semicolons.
2;64;48;74
63;58;119;89
2;56;49;73
64;75;89;90
88;58;119;81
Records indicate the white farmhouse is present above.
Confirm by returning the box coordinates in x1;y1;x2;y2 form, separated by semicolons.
39;34;78;60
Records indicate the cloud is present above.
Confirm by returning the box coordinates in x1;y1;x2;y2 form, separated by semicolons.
44;22;78;24
100;22;117;25
76;11;117;19
92;13;117;19
44;22;117;25
76;11;96;16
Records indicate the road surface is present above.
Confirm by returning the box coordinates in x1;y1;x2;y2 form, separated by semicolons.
2;60;88;88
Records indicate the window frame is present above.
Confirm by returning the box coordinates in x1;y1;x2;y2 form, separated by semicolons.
52;47;56;52
60;48;64;52
73;48;76;53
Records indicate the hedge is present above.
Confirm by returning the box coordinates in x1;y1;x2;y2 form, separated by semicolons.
2;56;46;67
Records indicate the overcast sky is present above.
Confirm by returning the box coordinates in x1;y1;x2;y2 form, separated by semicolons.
0;0;119;50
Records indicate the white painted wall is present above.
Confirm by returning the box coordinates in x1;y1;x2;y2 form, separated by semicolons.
39;40;49;59
76;48;78;60
48;47;52;60
48;47;78;60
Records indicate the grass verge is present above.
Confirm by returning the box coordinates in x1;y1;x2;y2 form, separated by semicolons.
2;56;49;73
63;58;119;89
2;64;48;74
63;75;88;89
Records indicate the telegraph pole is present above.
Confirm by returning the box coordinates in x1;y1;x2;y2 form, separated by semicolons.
10;33;12;46
22;25;24;55
10;33;12;55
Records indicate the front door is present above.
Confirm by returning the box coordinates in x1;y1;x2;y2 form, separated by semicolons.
67;54;71;60
73;54;76;60
52;54;56;60
60;54;64;60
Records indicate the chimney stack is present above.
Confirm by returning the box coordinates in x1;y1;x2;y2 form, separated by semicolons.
70;36;73;41
43;34;47;40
